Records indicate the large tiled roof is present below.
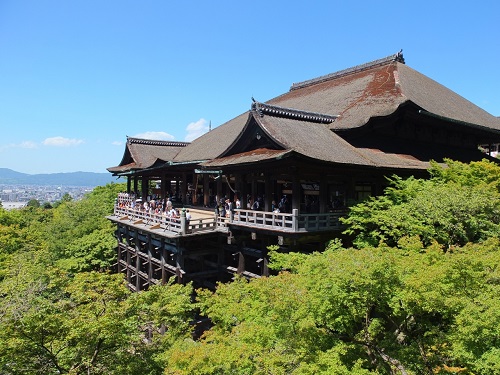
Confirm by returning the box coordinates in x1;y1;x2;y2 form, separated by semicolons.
268;52;500;132
173;112;249;162
255;109;430;170
109;52;500;173
107;137;189;173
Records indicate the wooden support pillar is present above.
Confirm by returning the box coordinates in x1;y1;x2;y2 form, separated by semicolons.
292;174;301;212
147;235;153;283
192;173;198;205
237;252;245;274
133;177;138;196
262;258;269;277
216;176;223;202
319;174;327;213
240;174;248;208
251;175;257;202
135;243;141;291
160;239;167;285
161;172;167;201
126;246;131;284
176;245;185;285
233;174;243;204
127;177;131;194
203;174;210;207
264;173;272;211
217;237;225;280
226;174;232;201
141;176;148;201
180;209;187;236
292;208;299;231
116;226;122;273
127;227;134;285
175;178;180;199
349;175;356;202
181;173;187;205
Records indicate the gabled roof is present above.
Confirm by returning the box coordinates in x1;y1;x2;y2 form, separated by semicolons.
109;52;500;174
173;112;250;163
107;137;189;173
253;104;431;170
197;102;432;171
269;51;500;132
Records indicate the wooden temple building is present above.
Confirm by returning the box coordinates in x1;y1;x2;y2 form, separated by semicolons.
107;51;500;290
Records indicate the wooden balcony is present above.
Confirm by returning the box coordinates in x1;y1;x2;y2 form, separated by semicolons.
222;209;344;232
111;205;345;236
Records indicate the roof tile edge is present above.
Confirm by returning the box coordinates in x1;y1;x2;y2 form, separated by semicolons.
290;50;405;91
251;100;338;124
127;137;190;147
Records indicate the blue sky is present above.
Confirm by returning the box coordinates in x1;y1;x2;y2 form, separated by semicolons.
1;0;499;174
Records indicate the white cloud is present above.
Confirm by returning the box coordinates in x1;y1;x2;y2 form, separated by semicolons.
184;118;209;142
133;131;175;141
43;136;84;147
0;141;38;151
112;141;123;146
19;141;38;149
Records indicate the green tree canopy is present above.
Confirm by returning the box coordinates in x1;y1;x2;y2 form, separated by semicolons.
163;239;500;374
342;160;500;248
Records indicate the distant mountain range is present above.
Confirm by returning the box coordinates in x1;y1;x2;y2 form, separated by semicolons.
0;168;121;186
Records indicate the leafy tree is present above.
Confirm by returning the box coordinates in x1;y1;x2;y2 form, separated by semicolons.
429;158;500;190
43;182;124;268
342;164;500;248
127;281;196;373
0;253;134;374
162;239;500;374
26;198;40;208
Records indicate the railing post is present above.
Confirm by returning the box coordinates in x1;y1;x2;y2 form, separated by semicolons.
292;209;299;231
180;208;186;236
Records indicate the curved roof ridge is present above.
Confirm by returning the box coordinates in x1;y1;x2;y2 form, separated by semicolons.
252;100;339;124
127;136;190;147
290;50;405;91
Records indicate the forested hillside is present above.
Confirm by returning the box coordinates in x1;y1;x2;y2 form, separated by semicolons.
0;160;499;374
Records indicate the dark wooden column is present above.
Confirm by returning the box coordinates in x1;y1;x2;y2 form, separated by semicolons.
133;177;138;196
264;173;272;211
216;177;223;202
161;239;167;285
292;173;301;212
147;234;153;284
160;172;167;200
176;242;185;285
319;174;327;213
127;177;131;194
191;173;198;205
240;174;248;208
141;176;148;201
181;172;187;205
116;226;122;274
251;174;257;202
135;243;141;291
203;174;210;206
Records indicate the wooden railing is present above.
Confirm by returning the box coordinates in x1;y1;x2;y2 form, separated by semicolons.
113;206;217;235
297;211;344;231
220;209;345;232
113;206;345;234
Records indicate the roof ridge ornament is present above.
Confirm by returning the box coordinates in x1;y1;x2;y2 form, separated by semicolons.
290;50;405;91
251;100;338;124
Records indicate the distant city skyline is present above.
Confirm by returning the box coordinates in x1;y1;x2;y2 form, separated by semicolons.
1;1;499;174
